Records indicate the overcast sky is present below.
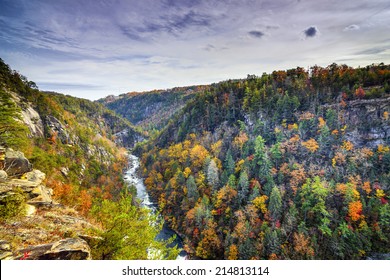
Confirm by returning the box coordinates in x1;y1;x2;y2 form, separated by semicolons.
1;0;389;100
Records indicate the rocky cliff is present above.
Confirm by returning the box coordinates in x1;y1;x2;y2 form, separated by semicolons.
0;148;96;260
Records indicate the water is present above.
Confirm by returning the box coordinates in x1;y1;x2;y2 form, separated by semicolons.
124;154;187;260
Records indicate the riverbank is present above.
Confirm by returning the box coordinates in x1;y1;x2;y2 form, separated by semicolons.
124;154;187;260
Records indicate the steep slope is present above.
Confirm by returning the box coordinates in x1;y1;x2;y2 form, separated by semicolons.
99;85;208;131
0;58;174;260
137;63;390;259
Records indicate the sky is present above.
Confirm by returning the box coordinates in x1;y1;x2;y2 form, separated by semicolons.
0;0;390;100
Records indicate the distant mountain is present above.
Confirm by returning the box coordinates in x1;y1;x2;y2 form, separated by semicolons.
98;85;208;131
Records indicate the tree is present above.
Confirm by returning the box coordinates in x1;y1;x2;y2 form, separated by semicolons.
254;136;272;180
90;190;178;260
269;186;282;221
207;159;220;192
0;91;29;150
186;175;199;205
224;149;235;175
238;170;249;205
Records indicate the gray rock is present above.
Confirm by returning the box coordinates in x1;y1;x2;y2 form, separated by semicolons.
45;115;73;144
21;106;44;138
0;170;7;182
0;240;13;260
4;148;32;177
60;167;69;177
20;238;91;260
24;169;46;184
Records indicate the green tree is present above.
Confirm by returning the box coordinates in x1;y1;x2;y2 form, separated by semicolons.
269;186;282;221
90;190;178;260
238;170;249;205
186;175;199;205
0;91;29;150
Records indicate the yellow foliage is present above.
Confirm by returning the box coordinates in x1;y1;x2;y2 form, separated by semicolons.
252;195;269;214
183;167;192;178
211;140;222;157
342;140;354;151
318;117;326;129
302;138;319;153
376;189;385;198
332;157;337;168
235;159;245;173
378;144;390;154
196;171;206;188
288;123;298;131
190;144;210;168
227;244;238;260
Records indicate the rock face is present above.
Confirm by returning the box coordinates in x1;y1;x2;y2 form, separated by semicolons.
323;97;390;148
18;238;91;260
45;115;73;144
3;148;32;177
21;105;44;138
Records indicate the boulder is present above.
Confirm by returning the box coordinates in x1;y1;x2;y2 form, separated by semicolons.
0;170;7;182
23;169;46;184
20;238;91;260
4;148;32;177
0;240;13;260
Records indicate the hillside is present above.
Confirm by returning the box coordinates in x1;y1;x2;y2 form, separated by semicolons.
0;58;175;260
99;85;208;132
133;63;390;259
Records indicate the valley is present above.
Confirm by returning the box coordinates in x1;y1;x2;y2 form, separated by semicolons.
1;59;389;260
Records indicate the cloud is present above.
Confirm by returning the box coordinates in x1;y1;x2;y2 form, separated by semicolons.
248;30;265;38
344;24;360;31
355;47;388;55
303;26;319;38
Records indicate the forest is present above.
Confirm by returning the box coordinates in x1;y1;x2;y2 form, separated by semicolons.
0;58;176;260
137;63;390;259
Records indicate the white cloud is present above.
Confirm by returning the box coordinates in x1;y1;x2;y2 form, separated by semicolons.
0;0;389;100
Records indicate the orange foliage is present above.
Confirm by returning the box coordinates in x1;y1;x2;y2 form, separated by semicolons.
355;86;365;99
362;181;371;194
318;117;326;129
293;233;314;259
79;190;92;216
233;132;249;150
342;140;354;151
302;138;319;153
348;200;364;222
227;244;238;260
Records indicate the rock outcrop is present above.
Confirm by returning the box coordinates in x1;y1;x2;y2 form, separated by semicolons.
45;115;73;144
21;105;45;138
3;148;32;177
18;238;91;260
322;97;390;148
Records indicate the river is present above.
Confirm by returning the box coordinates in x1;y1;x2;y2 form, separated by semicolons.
124;154;187;260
